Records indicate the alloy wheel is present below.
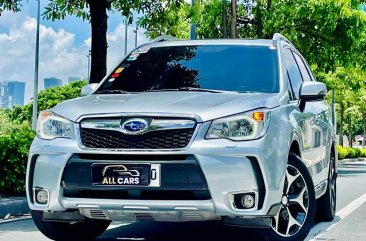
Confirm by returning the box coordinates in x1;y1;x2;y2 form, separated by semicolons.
271;164;309;237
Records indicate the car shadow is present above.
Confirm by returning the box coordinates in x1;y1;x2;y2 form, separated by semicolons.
97;221;270;241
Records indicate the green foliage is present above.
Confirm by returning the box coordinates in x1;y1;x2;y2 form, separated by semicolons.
141;0;366;73
337;145;348;159
43;0;90;21
0;126;35;194
0;0;22;15
38;80;87;111
320;67;366;145
195;0;228;39
137;0;189;39
0;81;86;194
43;0;186;31
264;0;366;72
337;145;366;159
7;80;87;125
0;109;18;135
361;148;366;157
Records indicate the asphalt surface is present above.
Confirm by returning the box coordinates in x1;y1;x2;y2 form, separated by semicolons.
1;161;366;241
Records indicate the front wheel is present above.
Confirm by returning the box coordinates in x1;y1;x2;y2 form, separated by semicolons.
31;210;111;241
269;153;316;241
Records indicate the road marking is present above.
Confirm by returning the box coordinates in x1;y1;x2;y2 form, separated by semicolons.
0;215;31;224
108;222;132;230
306;192;366;240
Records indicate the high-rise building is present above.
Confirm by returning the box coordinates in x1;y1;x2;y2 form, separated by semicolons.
0;82;4;108
44;77;62;89
0;81;26;109
68;77;81;84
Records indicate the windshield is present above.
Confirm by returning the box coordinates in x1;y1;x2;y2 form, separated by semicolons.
96;45;279;93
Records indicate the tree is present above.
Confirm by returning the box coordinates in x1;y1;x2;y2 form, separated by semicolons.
137;0;190;39
142;0;366;73
320;66;366;146
0;0;22;16
44;0;184;83
361;104;366;147
263;0;366;73
44;0;110;84
355;89;366;147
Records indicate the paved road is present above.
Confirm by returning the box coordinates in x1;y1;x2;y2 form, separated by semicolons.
1;161;366;241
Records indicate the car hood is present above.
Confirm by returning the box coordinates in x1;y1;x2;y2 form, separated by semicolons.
52;92;280;122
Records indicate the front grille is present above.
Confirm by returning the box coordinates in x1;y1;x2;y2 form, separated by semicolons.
80;128;195;149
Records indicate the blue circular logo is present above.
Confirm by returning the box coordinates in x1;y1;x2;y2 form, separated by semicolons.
121;119;148;134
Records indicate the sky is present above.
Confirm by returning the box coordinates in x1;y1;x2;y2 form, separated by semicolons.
0;0;149;103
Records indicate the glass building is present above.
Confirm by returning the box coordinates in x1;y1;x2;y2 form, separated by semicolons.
44;77;62;89
0;81;26;109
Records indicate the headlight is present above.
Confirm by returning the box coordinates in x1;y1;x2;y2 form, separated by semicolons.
37;110;74;140
206;109;271;141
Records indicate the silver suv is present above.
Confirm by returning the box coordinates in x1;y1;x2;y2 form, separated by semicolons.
27;34;337;241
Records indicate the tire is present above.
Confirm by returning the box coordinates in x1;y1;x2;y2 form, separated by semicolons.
269;153;316;241
31;210;111;241
316;151;337;222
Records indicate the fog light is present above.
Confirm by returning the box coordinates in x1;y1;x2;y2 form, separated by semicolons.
241;194;255;209
34;188;49;205
232;192;256;210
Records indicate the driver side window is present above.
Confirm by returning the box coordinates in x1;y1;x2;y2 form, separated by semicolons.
283;48;303;100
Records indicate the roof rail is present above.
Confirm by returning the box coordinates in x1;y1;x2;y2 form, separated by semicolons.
152;35;180;43
272;33;293;46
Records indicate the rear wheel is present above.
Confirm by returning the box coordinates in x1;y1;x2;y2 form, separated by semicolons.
269;153;316;241
31;210;111;241
316;151;337;222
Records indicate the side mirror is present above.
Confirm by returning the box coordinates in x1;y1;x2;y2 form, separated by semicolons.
300;82;327;101
81;83;98;96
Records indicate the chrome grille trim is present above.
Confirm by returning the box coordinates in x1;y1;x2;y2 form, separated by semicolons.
76;115;201;151
80;118;196;134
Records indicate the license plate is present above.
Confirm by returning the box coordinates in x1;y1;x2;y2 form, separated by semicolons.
92;163;160;187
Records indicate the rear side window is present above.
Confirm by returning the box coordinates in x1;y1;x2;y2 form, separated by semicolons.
283;48;303;99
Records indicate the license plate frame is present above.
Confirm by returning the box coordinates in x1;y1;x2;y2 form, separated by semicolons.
91;163;161;187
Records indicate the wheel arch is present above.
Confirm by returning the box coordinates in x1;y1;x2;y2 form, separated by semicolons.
331;141;337;173
289;140;301;158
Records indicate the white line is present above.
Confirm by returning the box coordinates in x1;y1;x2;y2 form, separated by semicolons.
306;192;366;240
0;215;31;224
108;222;132;230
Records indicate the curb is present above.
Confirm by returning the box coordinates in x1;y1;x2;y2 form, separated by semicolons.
338;157;366;165
0;197;30;219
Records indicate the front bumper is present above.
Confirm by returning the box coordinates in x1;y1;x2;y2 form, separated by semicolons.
26;121;288;221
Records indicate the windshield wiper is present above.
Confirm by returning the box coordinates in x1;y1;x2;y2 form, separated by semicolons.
145;87;222;93
94;90;130;94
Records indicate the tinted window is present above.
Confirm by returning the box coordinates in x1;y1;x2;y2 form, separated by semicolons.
293;52;312;82
284;48;303;99
97;45;279;93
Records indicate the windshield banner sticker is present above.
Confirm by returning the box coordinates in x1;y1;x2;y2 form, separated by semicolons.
133;47;150;54
115;67;124;73
127;53;139;61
